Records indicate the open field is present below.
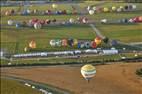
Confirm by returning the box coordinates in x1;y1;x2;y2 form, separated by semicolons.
0;78;41;94
1;2;142;54
1;62;142;94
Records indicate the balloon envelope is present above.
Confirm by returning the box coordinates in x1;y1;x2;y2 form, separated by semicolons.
101;19;107;23
69;18;75;23
81;64;96;81
89;10;94;15
29;40;36;48
62;39;68;47
91;41;97;48
103;7;109;12
50;40;56;46
34;23;42;29
112;6;116;11
95;37;102;45
52;4;58;9
8;20;14;25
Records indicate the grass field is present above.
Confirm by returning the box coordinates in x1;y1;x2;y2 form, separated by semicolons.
0;78;42;94
1;2;142;61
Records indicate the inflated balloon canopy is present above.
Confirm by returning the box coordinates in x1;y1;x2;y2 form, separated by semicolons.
34;23;42;29
81;64;96;82
29;40;36;49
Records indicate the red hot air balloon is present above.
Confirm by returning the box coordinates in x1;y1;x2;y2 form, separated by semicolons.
91;41;97;48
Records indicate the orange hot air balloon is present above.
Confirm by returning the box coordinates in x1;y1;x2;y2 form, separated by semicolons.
29;40;36;48
94;37;102;45
62;39;68;47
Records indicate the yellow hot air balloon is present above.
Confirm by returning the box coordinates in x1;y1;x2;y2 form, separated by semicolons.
52;4;58;9
29;40;36;49
73;39;78;46
112;6;116;11
81;64;96;83
103;7;109;12
94;37;102;45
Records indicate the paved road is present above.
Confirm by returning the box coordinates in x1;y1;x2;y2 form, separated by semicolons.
89;24;105;39
1;75;70;94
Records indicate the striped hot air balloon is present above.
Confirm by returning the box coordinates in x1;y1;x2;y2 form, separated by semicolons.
81;64;96;83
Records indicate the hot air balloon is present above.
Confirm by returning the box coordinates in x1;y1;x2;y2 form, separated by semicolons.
112;6;116;11
103;7;109;12
29;40;36;49
55;39;62;47
81;64;96;83
24;47;28;52
84;42;91;48
82;17;88;24
5;11;11;16
34;23;42;29
87;6;91;11
16;23;21;28
77;42;81;48
80;42;85;48
94;37;102;45
52;4;58;9
68;38;74;47
69;18;75;24
62;39;68;47
101;19;107;24
73;39;78;46
89;10;94;15
111;40;118;46
50;40;56;46
45;19;51;24
132;5;136;9
93;6;96;11
91;41;97;48
8;20;14;25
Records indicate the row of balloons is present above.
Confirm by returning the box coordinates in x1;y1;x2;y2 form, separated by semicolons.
101;16;142;24
25;38;118;52
49;37;102;48
3;9;80;16
7;17;89;29
88;4;137;15
25;37;102;50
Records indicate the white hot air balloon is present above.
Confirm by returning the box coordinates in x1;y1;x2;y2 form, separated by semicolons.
93;6;96;11
69;18;75;24
34;23;42;29
50;40;56;46
8;20;14;25
101;19;107;23
132;5;136;9
87;6;91;11
89;10;94;15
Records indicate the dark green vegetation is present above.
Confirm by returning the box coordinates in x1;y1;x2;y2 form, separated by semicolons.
0;78;42;94
136;68;142;77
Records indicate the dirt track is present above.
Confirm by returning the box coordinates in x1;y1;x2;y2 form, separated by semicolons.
1;63;142;94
